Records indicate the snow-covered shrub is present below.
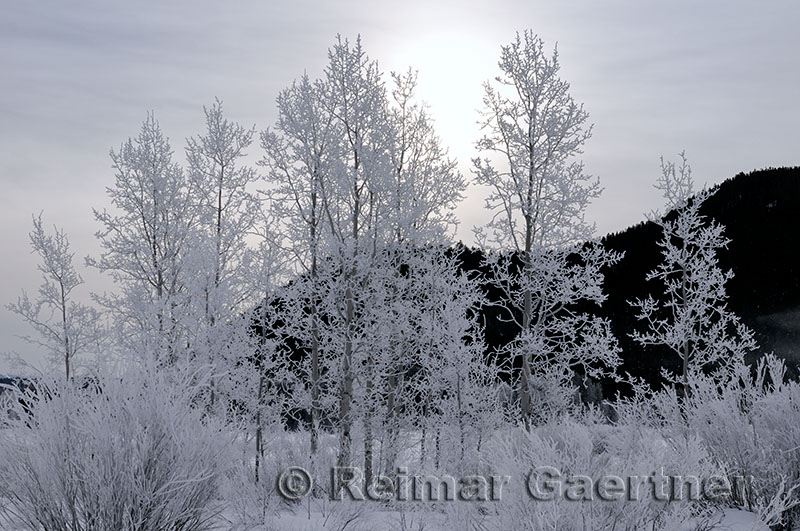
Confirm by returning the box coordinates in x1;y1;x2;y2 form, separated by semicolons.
610;355;800;528
682;355;800;527
487;420;718;531
219;425;347;530
0;367;232;531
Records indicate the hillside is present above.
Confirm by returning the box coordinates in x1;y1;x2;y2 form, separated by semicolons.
460;166;800;392
601;166;800;386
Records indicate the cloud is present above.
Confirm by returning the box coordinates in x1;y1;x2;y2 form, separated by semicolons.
1;0;798;372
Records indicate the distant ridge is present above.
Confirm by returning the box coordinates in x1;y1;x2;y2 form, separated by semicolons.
452;166;800;392
599;166;800;385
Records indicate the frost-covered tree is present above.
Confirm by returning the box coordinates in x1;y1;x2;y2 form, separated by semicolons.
237;197;289;484
7;214;101;379
316;34;394;479
385;69;464;244
373;70;469;476
472;30;620;428
88;113;195;364
630;153;757;393
262;36;484;484
262;34;391;477
389;247;499;471
260;73;337;458
185;99;260;409
186;99;258;318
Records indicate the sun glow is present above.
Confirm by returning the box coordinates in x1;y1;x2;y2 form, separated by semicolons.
381;28;501;242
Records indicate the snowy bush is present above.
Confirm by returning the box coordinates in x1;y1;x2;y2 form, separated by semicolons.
486;420;718;531
609;355;800;529
682;355;800;528
0;368;232;531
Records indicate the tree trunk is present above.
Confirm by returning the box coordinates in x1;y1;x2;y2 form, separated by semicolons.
363;355;375;484
384;370;400;476
310;317;320;456
363;412;373;484
457;374;465;462
337;166;360;471
61;283;70;381
434;427;441;470
681;266;690;397
337;285;355;470
420;399;428;468
309;192;321;457
254;372;264;484
519;285;534;431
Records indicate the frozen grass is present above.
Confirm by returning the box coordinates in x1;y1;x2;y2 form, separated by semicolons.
3;356;800;530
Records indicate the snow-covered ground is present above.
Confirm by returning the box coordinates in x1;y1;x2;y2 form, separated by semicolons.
212;507;771;531
0;505;775;531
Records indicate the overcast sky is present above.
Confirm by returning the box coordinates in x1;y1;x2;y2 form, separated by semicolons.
1;0;798;373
